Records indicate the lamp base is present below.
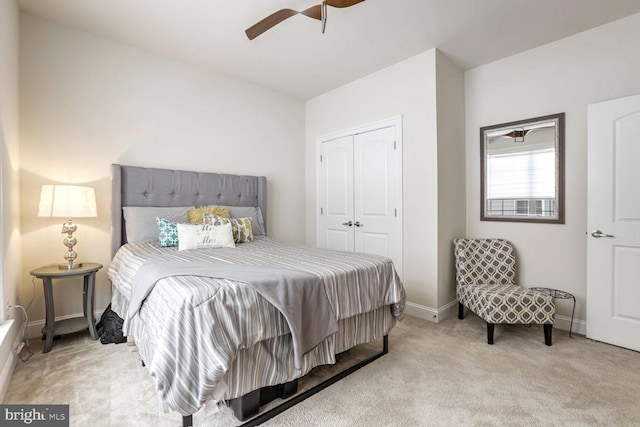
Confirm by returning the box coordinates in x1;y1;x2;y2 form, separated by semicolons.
61;219;81;270
59;262;83;270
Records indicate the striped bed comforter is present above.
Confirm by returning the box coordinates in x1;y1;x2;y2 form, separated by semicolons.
108;236;405;416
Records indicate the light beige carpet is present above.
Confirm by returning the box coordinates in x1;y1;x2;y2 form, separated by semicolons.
4;314;640;426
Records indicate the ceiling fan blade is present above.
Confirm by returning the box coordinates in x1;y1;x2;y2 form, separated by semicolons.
245;8;298;40
324;0;365;8
301;4;322;20
246;6;323;40
505;129;530;139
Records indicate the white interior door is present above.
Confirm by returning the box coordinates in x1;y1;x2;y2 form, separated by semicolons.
354;126;402;272
317;118;403;276
587;93;640;352
319;135;354;252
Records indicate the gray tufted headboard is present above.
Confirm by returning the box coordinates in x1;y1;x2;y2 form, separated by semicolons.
111;164;267;258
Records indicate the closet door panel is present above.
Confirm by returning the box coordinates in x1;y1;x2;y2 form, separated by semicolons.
319;136;354;252
354;126;402;271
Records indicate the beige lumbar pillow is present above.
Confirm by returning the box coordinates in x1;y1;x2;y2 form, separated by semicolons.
187;205;230;224
203;214;254;243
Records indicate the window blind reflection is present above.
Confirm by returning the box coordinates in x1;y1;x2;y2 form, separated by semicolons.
486;148;555;199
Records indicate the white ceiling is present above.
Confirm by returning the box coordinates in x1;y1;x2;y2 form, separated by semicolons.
18;0;640;100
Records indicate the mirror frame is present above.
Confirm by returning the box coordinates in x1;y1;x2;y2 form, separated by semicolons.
480;112;565;224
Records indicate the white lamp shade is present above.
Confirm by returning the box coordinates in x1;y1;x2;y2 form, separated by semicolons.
38;185;97;218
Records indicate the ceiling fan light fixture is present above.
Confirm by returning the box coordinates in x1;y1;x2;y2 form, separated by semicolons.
513;128;526;142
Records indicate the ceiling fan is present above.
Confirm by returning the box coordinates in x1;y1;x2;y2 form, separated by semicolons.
488;121;556;142
245;0;365;40
504;129;530;140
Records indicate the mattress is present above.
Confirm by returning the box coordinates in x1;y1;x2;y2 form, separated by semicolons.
108;236;405;415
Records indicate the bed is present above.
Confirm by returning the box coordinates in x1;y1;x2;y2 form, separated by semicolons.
107;164;405;426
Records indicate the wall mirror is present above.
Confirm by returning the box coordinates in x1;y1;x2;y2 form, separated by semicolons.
480;113;565;223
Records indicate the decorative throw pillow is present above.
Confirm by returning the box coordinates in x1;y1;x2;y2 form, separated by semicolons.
203;214;254;243
217;206;266;235
156;217;179;247
187;205;230;224
176;222;235;251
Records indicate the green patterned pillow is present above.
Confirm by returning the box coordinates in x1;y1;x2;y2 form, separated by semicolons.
203;214;254;243
156;217;179;247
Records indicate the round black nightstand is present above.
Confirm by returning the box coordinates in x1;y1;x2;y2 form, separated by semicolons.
30;263;103;353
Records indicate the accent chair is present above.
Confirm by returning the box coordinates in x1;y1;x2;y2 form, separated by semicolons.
453;238;555;345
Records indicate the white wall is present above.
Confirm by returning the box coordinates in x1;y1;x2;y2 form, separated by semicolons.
306;49;466;318
19;13;305;334
435;50;466;308
465;12;640;332
0;0;22;402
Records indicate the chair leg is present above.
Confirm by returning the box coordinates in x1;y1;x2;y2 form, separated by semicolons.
487;323;495;345
544;324;553;346
458;302;464;320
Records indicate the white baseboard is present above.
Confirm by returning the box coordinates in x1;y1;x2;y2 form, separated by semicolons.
554;313;586;336
404;300;457;323
0;320;20;402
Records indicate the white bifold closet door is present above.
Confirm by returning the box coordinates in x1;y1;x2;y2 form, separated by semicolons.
318;124;403;276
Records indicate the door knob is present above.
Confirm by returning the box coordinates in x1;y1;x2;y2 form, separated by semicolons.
591;230;614;238
354;221;363;227
342;221;353;227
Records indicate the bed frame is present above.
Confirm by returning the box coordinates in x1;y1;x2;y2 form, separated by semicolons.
110;164;389;426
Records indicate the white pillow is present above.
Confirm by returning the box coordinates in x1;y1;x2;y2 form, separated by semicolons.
176;222;235;251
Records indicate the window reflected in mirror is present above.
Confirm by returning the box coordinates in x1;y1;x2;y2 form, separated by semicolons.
480;113;565;223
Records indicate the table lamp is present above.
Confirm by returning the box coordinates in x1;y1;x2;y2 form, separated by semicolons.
38;184;97;269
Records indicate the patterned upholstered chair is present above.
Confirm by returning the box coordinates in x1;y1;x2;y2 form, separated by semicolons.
453;239;555;345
